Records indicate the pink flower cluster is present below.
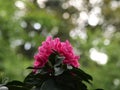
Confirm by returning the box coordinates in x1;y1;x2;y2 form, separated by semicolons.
34;36;80;68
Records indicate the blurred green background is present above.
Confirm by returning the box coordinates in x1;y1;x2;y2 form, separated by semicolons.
0;0;120;89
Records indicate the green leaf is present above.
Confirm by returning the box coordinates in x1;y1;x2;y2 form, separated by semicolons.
5;80;29;90
6;80;24;86
54;67;64;76
53;56;65;76
5;86;28;90
54;71;88;90
70;68;93;84
35;79;72;90
24;72;50;88
54;56;65;67
48;51;58;66
26;67;41;69
48;50;65;76
24;72;41;86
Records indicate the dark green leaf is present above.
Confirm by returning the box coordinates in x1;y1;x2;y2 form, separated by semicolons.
5;86;29;90
24;72;50;87
55;71;88;90
26;66;41;69
54;56;65;67
48;52;58;66
36;79;61;90
24;72;41;86
6;80;24;86
70;68;93;84
53;56;65;76
54;67;64;76
5;80;29;90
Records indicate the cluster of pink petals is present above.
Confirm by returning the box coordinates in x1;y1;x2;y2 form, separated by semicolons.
34;36;80;68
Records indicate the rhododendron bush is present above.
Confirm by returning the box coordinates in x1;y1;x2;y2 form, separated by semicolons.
1;37;103;90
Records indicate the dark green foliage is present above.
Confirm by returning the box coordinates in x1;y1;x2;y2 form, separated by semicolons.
70;68;93;84
5;81;29;90
4;52;101;90
5;68;94;90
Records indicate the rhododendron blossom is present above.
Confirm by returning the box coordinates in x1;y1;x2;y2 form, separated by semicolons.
34;36;80;68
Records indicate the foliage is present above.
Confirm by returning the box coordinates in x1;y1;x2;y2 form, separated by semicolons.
4;51;95;90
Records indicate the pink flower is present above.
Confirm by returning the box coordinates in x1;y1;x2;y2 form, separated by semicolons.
34;36;80;68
